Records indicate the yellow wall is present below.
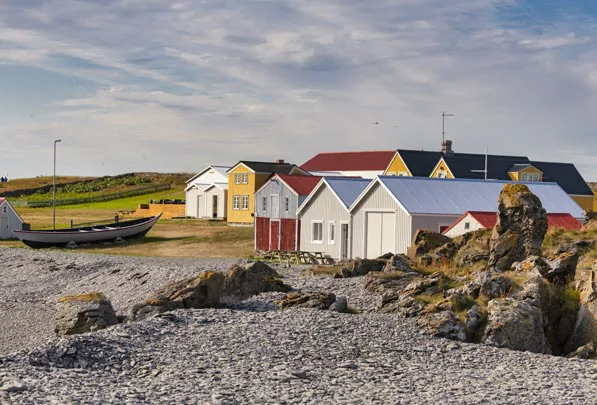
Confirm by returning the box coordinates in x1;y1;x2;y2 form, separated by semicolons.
571;195;594;211
227;167;274;224
508;166;543;182
384;153;412;176
430;159;454;178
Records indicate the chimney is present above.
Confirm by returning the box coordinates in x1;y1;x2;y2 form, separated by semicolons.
275;159;285;164
441;140;454;156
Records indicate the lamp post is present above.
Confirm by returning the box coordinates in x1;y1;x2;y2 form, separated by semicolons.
53;139;62;230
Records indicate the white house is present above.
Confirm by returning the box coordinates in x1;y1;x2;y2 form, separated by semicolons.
0;198;24;239
349;176;584;259
297;177;370;260
185;165;230;219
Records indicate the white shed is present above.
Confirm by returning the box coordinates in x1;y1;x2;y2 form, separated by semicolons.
297;178;370;260
185;166;230;219
0;198;24;239
350;176;584;258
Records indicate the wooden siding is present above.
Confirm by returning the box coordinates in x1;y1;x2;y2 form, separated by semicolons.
137;203;185;219
280;219;297;251
384;153;412;176
443;214;484;237
0;202;23;239
185;188;201;217
255;216;299;251
298;186;351;259
254;179;299;220
352;183;411;256
227;165;266;224
255;217;270;250
430;158;455;178
571;195;593;211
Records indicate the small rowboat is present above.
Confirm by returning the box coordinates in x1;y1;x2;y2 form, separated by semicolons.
13;213;162;248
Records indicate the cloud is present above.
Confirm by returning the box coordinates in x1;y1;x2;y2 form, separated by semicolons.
1;0;597;180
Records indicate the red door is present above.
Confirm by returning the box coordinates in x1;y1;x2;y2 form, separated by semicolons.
270;221;280;250
256;217;270;251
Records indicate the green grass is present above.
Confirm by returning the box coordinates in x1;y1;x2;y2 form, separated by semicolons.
58;189;184;210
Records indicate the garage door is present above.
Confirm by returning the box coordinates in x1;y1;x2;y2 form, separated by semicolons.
366;212;395;259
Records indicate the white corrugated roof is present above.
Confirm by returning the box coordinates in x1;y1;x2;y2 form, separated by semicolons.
373;176;584;218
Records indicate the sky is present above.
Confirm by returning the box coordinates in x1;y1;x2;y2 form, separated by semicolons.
2;0;597;180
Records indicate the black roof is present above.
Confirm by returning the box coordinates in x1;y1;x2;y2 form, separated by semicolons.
507;163;537;173
396;150;443;176
234;161;304;174
443;153;530;180
530;161;593;196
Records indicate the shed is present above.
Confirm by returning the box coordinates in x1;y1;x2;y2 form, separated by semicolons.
254;174;321;251
0;198;24;239
350;176;584;258
443;211;582;238
185;166;230;219
297;177;370;260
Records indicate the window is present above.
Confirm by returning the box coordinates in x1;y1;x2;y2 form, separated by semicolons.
521;173;540;182
234;174;241;184
329;222;335;244
464;222;470;230
241;173;249;184
284;196;290;213
262;195;267;212
232;196;240;210
2;206;6;214
437;171;447;179
312;222;323;243
241;195;249;210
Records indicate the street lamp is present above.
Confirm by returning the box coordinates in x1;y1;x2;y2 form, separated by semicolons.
53;139;62;230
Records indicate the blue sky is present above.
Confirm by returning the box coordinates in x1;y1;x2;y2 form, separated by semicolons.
2;0;597;180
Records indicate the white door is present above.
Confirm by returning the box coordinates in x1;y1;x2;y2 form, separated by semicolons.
340;223;349;260
271;195;280;219
197;195;203;218
0;216;7;239
366;212;396;258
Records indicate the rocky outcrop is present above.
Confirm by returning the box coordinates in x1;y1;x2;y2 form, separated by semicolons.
488;184;547;271
564;264;597;354
480;276;512;300
416;311;467;342
543;245;579;284
55;292;119;335
408;230;451;258
384;254;418;273
275;291;348;312
129;271;225;321
222;261;290;299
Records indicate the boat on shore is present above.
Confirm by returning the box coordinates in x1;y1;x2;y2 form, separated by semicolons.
13;213;162;248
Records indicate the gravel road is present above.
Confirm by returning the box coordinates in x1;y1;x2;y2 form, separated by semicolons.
0;246;596;404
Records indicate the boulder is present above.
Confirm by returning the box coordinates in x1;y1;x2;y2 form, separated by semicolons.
512;256;549;275
487;184;547;271
416;311;467;342
55;292;119;335
275;291;339;310
566;342;596;360
409;230;451;258
543;245;579;284
563;264;597;354
222;261;290;299
464;305;484;339
351;258;387;276
329;296;348;313
446;281;481;300
129;271;225;322
479;276;512;300
384;254;418;273
483;298;551;354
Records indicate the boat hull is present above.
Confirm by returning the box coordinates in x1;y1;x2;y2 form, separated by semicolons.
13;214;162;248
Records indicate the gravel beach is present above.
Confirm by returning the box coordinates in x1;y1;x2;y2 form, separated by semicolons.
1;246;596;404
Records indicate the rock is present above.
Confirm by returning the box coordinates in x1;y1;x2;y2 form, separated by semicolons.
129;271;225;322
564;264;597;354
380;295;424;317
512;256;549;276
351;259;387;276
377;252;394;260
416;311;467;342
275;291;337;310
479;276;512;300
514;271;548;308
446;281;481;300
409;230;452;258
55;292;119;335
543;245;579;284
566;342;596;360
452;229;492;268
222;261;290;299
384;254;417;273
483;298;551;354
487;184;547;271
329;296;348;313
403;275;441;296
0;379;28;393
464;305;484;338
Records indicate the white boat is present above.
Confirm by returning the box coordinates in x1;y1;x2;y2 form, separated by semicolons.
13;213;162;248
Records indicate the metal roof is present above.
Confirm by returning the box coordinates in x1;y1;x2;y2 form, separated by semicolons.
326;178;371;208
373;176;584;218
301;151;395;171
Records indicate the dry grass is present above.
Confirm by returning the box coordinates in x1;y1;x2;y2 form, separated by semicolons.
0;176;92;192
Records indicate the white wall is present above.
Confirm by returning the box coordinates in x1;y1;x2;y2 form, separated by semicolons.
204;188;227;219
0;201;23;239
444;214;483;237
338;170;383;179
185;187;201;217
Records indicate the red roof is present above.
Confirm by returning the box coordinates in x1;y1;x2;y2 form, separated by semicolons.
278;174;322;196
443;211;581;234
0;198;4;204
301;151;396;171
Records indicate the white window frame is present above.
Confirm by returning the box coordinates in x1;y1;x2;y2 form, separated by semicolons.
241;173;249;184
2;206;6;214
262;195;267;212
284;196;290;213
241;195;249;210
464;221;470;230
329;221;336;244
234;174;241;185
312;221;324;244
437;171;447;179
232;196;240;210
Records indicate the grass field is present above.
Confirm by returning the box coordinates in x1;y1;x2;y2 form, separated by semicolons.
0;176;92;192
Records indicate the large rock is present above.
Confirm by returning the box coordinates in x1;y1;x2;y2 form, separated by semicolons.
416;311;467;342
479;275;512;300
275;291;341;311
130;271;225;321
564;264;597;354
483;297;551;354
222;261;290;299
543;245;579;284
384;254;418;273
487;184;547;271
409;230;451;258
55;292;119;335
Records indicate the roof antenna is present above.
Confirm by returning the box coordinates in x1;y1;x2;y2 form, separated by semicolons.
441;111;455;145
471;145;488;180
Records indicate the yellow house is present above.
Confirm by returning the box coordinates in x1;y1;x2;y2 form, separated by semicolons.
227;161;306;225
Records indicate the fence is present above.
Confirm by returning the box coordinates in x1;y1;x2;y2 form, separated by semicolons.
25;184;172;208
